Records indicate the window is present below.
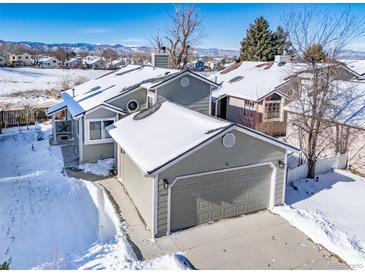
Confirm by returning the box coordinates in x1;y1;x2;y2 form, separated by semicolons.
265;102;281;119
127;100;139;112
244;100;255;110
180;77;190;88
25;56;28;59
87;119;114;143
147;95;155;108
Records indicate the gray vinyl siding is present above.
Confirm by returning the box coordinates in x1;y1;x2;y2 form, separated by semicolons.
156;74;211;115
107;88;147;113
72;118;79;155
82;142;115;163
156;129;286;237
120;151;154;229
85;108;118;119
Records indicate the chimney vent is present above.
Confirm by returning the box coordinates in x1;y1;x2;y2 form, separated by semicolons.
151;52;169;69
72;88;75;97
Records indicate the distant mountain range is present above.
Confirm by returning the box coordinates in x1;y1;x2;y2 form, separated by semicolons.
0;40;240;58
338;49;365;60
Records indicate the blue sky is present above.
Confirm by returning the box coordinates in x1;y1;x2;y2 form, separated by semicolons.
1;3;365;50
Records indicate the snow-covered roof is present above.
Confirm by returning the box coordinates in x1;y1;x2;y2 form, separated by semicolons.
84;57;103;65
340;59;365;78
211;61;306;101
60;65;180;118
45;101;66;116
111;59;123;65
38;56;57;63
284;80;365;130
107;101;232;175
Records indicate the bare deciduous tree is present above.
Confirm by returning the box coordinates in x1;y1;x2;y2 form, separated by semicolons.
153;5;205;69
282;7;365;178
101;48;119;61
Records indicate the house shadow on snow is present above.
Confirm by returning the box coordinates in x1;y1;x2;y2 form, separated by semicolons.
285;170;356;205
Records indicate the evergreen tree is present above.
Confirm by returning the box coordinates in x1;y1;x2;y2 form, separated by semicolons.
272;26;291;55
303;44;328;63
0;261;9;270
240;16;276;61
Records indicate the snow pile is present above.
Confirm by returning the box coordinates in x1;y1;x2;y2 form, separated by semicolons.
273;170;365;269
78;158;115;177
0;126;190;270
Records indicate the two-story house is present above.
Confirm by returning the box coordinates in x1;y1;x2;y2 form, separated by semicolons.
46;52;298;239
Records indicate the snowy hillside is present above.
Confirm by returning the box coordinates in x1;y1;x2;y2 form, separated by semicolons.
0;125;190;270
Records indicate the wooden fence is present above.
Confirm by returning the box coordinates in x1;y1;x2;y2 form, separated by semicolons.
287;153;348;183
0;108;48;130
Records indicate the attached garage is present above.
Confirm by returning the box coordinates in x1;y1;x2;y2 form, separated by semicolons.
169;164;273;232
107;101;299;238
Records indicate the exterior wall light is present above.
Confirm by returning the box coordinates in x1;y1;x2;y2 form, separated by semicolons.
278;160;285;169
163;179;170;190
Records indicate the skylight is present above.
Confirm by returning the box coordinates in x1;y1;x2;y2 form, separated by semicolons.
228;76;244;83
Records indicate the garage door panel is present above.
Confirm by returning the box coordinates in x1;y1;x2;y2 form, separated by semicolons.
170;165;273;232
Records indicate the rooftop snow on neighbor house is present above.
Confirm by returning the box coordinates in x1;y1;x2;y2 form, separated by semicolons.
210;61;306;101
61;65;180;118
284;80;365;130
340;59;365;77
107;101;232;175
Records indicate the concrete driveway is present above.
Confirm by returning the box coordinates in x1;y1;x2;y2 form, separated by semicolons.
150;211;348;270
99;179;348;270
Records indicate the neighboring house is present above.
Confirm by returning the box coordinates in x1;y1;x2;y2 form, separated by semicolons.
107;59;126;69
65;57;83;69
46;63;218;164
188;60;205;71
83;56;105;69
211;57;358;137
211;59;299;137
340;59;365;80
285;80;365;175
107;100;298;238
38;56;60;69
206;60;220;71
0;54;8;66
8;53;33;66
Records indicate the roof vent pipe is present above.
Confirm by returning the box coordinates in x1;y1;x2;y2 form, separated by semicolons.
72;88;75;97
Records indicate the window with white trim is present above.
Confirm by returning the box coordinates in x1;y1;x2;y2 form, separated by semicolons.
264;102;281;119
244;100;255;110
86;118;115;144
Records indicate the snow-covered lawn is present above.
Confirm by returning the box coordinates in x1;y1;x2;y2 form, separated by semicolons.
273;170;365;269
0;67;107;96
0;67;108;109
0;124;189;270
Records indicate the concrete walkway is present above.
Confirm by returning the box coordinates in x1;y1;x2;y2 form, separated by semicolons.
97;178;349;270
